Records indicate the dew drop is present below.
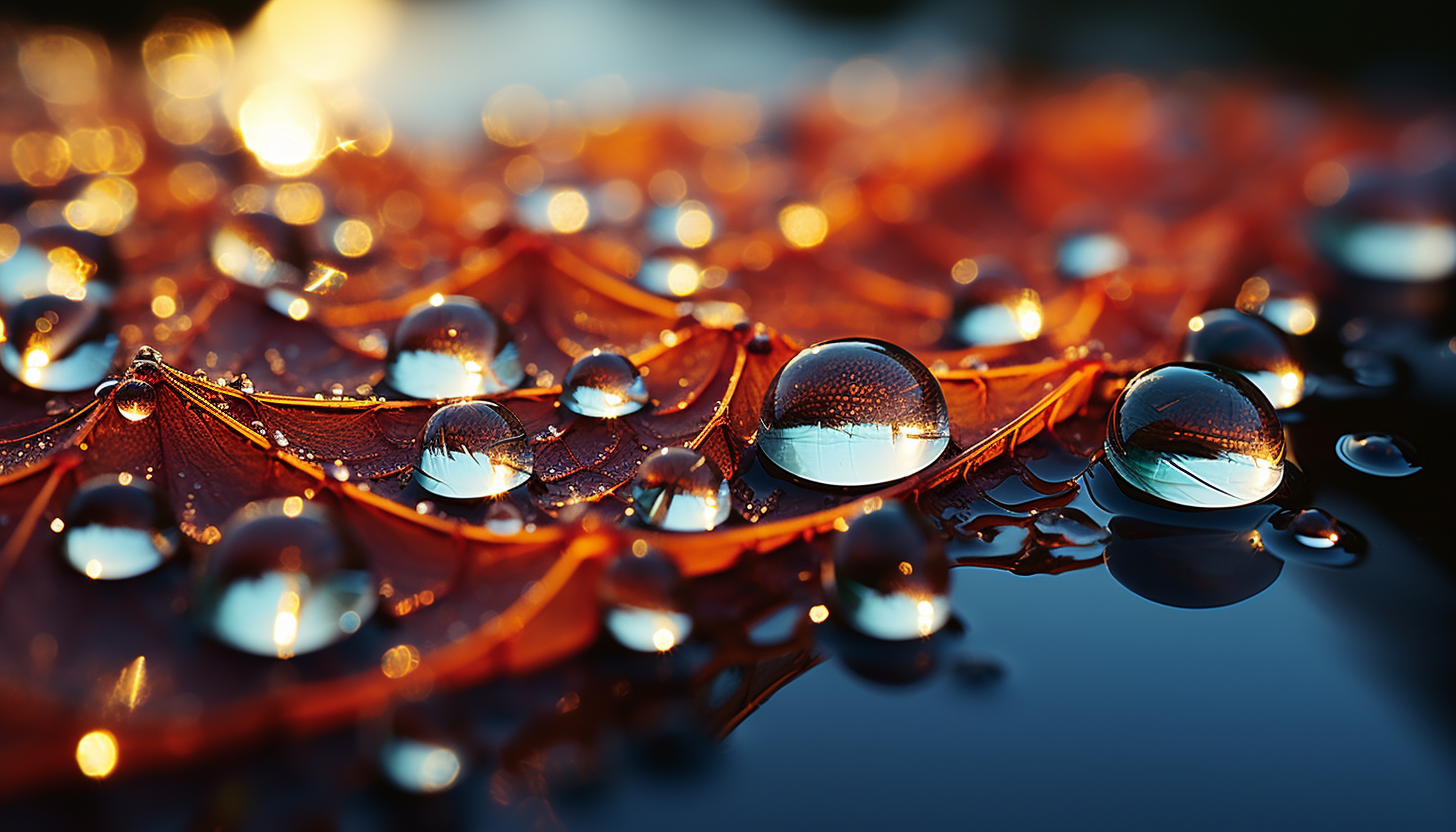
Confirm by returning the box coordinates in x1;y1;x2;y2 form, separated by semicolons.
63;475;177;580
599;547;693;652
1;295;118;391
1257;508;1364;568
823;502;950;640
1105;363;1285;509
950;277;1044;347
0;227;118;306
1324;219;1456;282
630;447;730;531
381;737;463;794
414;401;533;499
1334;432;1420;477
758;339;949;487
112;379;157;422
385;296;524;399
195;499;376;658
560;350;649;417
1183;309;1304;408
209;213;301;288
1235;272;1318;335
1057;232;1129;279
93;378;120;399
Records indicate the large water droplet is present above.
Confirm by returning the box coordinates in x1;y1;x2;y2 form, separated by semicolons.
1183;309;1304;409
63;475;177;580
112;379;157;422
759;339;950;487
196;499;376;658
1105;363;1285;509
600;547;693;652
0;295;118;391
1335;432;1420;477
560;349;649;418
385;296;524;399
1057;232;1129;279
630;447;731;531
414;401;533;499
823;502;950;640
1257;508;1364;568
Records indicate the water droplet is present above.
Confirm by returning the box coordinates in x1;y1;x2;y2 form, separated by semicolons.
1031;507;1111;548
134;345;163;364
112;379;156;422
1104;517;1282;609
824;502;950;640
635;256;704;297
759;339;949;487
209;213;301;288
63;475;176;580
1335;432;1420;477
1324;219;1456;282
1105;363;1285;509
1183;309;1304;408
630;447;730;531
951;278;1044;347
1258;508;1364;568
385;296;524;399
1057;232;1129;279
1;295;118;392
599;548;693;652
237;375;255;394
1235;272;1318;335
414;401;533;499
380;738;463;794
93;378;119;399
195;499;376;657
0;227;118;306
560;350;649;417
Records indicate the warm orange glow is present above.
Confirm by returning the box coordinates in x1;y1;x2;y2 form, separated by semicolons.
281;496;304;517
830;58;900;127
779;204;829;248
809;604;829;624
239;82;325;176
484;85;551;147
381;644;421;678
546;190;591;233
257;0;396;83
112;656;148;711
287;297;310;320
143;17;233;98
65;177;139;236
674;203;714;248
1304;161;1349;206
652;627;677;652
151;296;177;318
76;731;118;779
333;219;373;256
951;259;979;284
274;182;325;225
20;33;103;106
11;132;72;187
1188;315;1205;332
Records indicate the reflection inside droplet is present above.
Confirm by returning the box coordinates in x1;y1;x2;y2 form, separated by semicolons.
759;339;949;487
414;401;534;499
630;448;731;532
113;379;157;421
824;502;950;640
1;294;118;391
64;475;176;580
386;296;524;399
560;349;649;418
1335;432;1421;477
600;547;693;652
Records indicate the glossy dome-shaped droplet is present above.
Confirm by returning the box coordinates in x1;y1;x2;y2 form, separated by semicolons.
112;379;157;422
1183;309;1304;408
385;296;524;399
1258;508;1364;568
560;349;649;417
196;499;376;658
63;475;177;580
630;447;731;531
1106;363;1285;509
1;294;118;391
1335;432;1420;477
599;547;693;652
950;273;1044;347
414;401;533;499
759;339;950;487
823;502;950;641
1057;232;1129;279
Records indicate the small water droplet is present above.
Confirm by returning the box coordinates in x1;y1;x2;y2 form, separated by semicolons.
93;378;120;399
386;296;524;399
824;502;950;640
599;547;693;652
560;350;649;417
1031;507;1110;548
1105;363;1285;508
484;501;524;535
759;339;949;487
195;499;376;657
1183;309;1304;409
134;345;163;364
630;447;731;531
381;737;463;794
1057;232;1129;279
329;382;344;398
237;375;255;394
63;475;176;580
1;295;118;392
113;379;157;422
1258;508;1364;568
272;429;289;448
1335;432;1420;477
414;401;533;499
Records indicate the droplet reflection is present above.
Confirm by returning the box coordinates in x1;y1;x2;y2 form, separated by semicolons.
63;475;176;580
823;502;950;640
414;401;534;499
630;448;731;532
385;296;524;399
560;349;649;418
1335;432;1421;477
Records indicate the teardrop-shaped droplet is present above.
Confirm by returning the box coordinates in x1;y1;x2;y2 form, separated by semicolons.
112;379;157;422
385;296;524;399
1;294;118;391
196;499;376;658
823;502;951;640
1235;272;1318;335
1183;309;1304;408
1334;432;1420;477
414;401;533;499
1105;363;1285;509
630;447;731;531
560;349;649;417
759;339;950;487
63;475;177;580
1258;508;1364;568
599;547;693;652
1057;232;1129;279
